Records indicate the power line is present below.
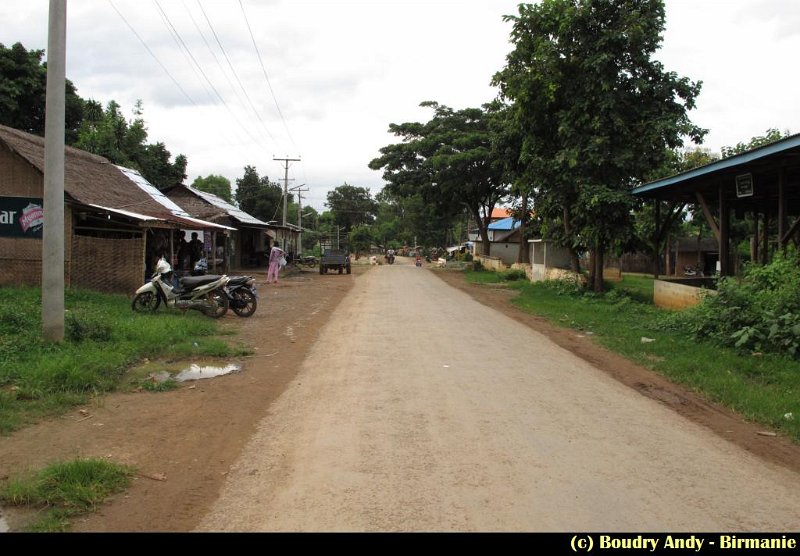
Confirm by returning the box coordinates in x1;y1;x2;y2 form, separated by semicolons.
153;0;269;153
197;0;278;146
238;0;297;150
152;0;216;105
108;0;198;107
181;0;250;115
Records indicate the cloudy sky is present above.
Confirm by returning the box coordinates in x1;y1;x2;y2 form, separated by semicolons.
2;1;799;211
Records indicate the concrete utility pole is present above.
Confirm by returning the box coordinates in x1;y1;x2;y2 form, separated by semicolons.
42;0;67;342
273;156;301;246
290;184;308;229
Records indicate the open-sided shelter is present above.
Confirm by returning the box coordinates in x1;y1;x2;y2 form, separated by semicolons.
632;133;800;277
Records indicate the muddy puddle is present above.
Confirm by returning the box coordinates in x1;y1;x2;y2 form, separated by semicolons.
174;363;241;382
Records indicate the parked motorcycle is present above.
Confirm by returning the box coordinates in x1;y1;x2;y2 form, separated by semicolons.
683;265;704;277
192;258;258;318
132;257;230;318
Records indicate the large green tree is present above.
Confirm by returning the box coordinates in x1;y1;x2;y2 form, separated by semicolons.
0;42;86;144
324;183;378;233
369;101;507;255
75;99;186;189
192;174;232;203
494;0;705;290
234;165;284;222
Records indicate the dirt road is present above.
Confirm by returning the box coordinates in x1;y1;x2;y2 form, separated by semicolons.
197;260;800;531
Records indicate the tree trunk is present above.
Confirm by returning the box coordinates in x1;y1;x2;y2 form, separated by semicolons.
593;241;605;292
516;192;529;264
473;207;491;257
563;206;580;273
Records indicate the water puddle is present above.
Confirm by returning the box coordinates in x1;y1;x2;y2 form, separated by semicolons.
174;363;241;382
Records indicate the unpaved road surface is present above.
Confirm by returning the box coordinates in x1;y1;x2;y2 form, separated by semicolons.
198;260;800;531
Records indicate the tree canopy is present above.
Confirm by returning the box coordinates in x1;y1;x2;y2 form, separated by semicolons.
1;42;187;190
0;42;86;144
324;183;378;234
493;0;705;289
75;99;186;190
369;101;507;254
234;166;284;223
192;174;232;203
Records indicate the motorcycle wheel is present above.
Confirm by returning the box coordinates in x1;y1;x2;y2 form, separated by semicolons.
132;291;160;313
201;289;229;318
231;289;257;318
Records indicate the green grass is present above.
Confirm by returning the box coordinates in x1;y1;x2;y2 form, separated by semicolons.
0;286;242;434
609;273;655;304
465;268;528;284
464;271;800;442
1;458;134;532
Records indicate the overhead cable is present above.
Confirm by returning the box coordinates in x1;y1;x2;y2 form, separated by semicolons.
197;0;278;145
108;0;198;107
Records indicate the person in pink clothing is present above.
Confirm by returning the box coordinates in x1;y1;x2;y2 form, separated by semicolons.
267;244;285;284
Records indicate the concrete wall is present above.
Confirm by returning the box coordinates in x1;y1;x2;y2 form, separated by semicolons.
653;279;717;310
493;242;520;265
475;241;520;265
529;241;574;282
511;263;533;281
476;255;506;271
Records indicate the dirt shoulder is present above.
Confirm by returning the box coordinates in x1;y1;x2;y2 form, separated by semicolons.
2;264;798;531
0;265;362;532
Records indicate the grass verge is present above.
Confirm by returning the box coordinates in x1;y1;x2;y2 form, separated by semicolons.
1;458;134;532
0;286;247;434
464;270;800;442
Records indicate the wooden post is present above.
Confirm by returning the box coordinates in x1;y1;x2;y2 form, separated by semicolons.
762;211;770;265
653;199;661;278
752;212;759;265
719;183;730;276
778;167;787;251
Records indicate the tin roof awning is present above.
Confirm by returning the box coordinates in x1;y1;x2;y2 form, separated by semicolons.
631;133;800;208
84;203;235;230
186;185;270;227
87;203;163;222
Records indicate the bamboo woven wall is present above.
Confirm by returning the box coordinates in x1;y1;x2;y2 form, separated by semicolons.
70;235;145;294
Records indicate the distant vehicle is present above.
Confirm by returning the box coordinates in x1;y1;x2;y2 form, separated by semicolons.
319;235;351;275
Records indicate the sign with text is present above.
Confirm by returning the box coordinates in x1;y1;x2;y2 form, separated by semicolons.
0;197;44;238
735;173;754;198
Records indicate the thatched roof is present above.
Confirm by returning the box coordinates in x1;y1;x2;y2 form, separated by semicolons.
0;124;231;230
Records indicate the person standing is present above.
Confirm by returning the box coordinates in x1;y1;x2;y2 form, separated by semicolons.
188;232;204;269
267;243;285;284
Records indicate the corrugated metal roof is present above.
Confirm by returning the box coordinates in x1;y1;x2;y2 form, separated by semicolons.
117;166;193;217
632;133;800;196
116;167;235;230
185;185;269;226
488;217;521;231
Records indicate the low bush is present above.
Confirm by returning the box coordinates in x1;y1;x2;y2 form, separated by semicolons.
668;250;800;357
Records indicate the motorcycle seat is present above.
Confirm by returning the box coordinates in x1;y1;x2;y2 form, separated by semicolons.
180;275;223;288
